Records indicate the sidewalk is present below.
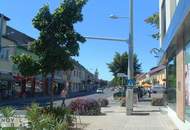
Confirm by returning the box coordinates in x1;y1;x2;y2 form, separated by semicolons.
77;97;177;130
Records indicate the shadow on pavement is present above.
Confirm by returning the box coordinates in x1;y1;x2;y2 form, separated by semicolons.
134;110;161;113
131;112;150;116
78;113;106;117
139;98;152;102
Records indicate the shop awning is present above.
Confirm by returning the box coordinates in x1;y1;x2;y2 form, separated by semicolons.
142;83;152;88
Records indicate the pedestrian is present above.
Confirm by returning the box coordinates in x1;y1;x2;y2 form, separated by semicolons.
137;86;141;100
148;87;151;98
61;89;67;107
61;82;69;107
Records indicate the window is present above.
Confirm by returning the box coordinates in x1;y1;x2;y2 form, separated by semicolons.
171;0;177;19
166;58;176;111
73;70;75;76
0;48;9;60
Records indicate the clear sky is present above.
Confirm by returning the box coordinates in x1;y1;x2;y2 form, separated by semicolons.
0;0;159;81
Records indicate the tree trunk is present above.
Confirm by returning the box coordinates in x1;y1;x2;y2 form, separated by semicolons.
31;77;36;97
20;78;26;98
50;72;55;109
43;76;49;96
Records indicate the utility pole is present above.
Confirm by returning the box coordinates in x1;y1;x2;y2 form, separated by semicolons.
0;14;3;52
126;0;134;115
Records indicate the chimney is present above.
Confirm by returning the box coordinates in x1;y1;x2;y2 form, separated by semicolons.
0;13;10;36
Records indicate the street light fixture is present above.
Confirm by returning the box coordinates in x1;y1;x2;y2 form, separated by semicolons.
109;14;128;19
85;36;128;43
150;48;164;58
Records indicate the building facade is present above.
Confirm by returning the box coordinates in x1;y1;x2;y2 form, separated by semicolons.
159;0;190;129
148;65;166;87
136;73;147;86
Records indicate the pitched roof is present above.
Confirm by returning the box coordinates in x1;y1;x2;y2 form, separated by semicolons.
148;65;166;75
136;73;147;80
4;26;35;45
0;13;10;21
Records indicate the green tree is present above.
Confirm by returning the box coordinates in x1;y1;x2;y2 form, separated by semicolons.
145;12;159;40
111;77;123;86
107;52;142;77
12;54;40;97
31;0;87;108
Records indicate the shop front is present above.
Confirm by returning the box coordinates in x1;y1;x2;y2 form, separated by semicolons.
166;57;176;111
185;42;190;122
0;72;14;99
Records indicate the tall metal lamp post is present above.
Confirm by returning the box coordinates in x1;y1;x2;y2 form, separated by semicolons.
110;0;134;115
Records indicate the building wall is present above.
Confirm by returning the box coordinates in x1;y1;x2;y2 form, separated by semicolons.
0;37;15;73
150;70;166;86
176;28;185;121
159;0;179;46
159;0;190;126
159;0;180;123
68;65;96;93
0;17;7;35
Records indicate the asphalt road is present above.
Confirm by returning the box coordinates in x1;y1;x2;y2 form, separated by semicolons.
15;88;115;115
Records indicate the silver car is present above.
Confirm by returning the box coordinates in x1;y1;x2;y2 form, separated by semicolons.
151;85;166;98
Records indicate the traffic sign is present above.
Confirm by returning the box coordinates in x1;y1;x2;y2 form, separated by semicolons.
127;79;135;87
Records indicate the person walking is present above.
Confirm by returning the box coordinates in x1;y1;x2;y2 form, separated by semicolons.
61;82;69;107
61;88;67;107
147;87;151;98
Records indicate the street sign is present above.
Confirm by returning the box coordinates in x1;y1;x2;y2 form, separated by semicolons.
127;79;135;88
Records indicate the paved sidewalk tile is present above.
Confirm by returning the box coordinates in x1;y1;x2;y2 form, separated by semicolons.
76;97;177;130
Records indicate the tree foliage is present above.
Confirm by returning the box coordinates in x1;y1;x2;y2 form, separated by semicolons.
12;54;40;77
145;12;159;40
12;0;87;100
107;52;142;77
111;77;123;86
31;0;87;107
31;0;87;75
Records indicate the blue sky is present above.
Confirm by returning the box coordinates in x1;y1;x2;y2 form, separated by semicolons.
0;0;159;81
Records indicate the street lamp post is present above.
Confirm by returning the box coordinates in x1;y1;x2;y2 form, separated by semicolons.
109;0;134;115
126;0;134;115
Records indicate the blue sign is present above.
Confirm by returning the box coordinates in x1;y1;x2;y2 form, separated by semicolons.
127;79;135;86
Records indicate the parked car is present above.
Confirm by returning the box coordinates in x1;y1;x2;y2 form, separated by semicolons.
151;85;166;98
111;87;115;91
151;85;166;93
96;88;104;93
